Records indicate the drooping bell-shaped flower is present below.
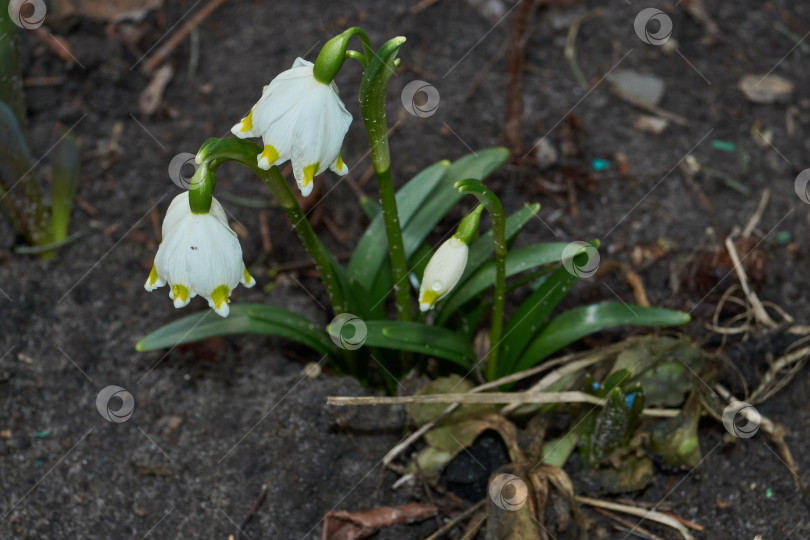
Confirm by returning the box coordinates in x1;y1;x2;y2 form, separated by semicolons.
144;192;254;317
231;57;352;197
418;204;484;312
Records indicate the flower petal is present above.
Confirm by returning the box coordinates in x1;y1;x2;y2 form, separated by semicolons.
208;285;231;318
151;193;251;316
418;237;469;311
329;153;348;176
144;262;166;291
233;59;352;196
241;266;256;288
172;284;192;308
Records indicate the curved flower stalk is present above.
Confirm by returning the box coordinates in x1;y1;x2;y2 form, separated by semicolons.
145;191;255;317
454;180;506;380
231;58;352;197
419;204;484;311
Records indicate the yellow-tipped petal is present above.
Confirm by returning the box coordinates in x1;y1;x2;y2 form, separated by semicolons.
329;153;348;176
242;267;255;288
144;262;164;291
148;263;159;284
419;289;440;312
172;284;191;307
211;285;230;317
302;162;319;191
257;144;280;169
238;110;253;133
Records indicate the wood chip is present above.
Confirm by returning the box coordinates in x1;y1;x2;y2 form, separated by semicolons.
739;74;793;104
138;64;174;116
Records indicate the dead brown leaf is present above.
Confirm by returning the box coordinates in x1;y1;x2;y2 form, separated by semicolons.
322;503;437;540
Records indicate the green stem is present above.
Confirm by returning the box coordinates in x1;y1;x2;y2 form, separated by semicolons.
262;165;348;314
198;138;348;314
359;36;411;323
372;166;411;321
454;180;506;381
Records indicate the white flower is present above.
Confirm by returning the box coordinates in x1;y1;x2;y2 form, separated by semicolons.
419;236;469;312
231;57;352;197
144;192;255;317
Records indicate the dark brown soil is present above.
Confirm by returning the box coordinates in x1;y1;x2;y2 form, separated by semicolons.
2;0;810;538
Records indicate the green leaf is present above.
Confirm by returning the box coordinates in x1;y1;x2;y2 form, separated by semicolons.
137;304;337;359
344;320;475;368
401;148;509;259
409;240;434;287
50;130;79;243
498;265;580;378
650;392;702;468
348;160;449;290
542;429;579;467
514;304;691;373
327;251;374;320
350;148;509;313
437;242;570;324
359;196;382;220
580;385;644;466
0;101;48;246
609;336;703;407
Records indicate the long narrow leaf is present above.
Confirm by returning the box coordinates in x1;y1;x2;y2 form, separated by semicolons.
514;303;691;373
354;148;509;313
348;160;449;289
338;320;476;368
248;305;338;357
0;101;47;245
498;265;580;378
437;242;570;324
51;130;79;243
137;304;338;359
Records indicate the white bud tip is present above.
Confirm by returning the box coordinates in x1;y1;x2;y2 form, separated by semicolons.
257;156;271;170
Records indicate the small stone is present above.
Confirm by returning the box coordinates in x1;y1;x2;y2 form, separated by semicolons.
533;137;558;170
608;69;666;106
304;362;322;379
633;114;669;134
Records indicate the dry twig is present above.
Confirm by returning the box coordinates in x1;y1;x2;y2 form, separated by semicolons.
327;391;679;417
141;0;230;73
576;495;696;540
